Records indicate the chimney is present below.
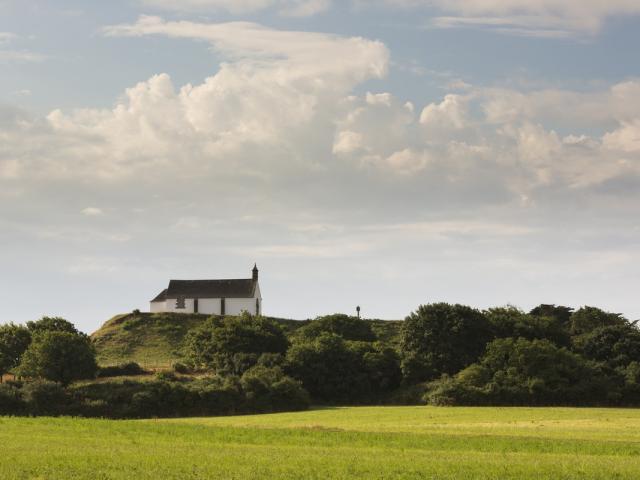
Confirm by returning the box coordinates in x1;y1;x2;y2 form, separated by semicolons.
252;263;259;282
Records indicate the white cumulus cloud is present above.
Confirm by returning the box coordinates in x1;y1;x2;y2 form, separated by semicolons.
381;0;640;37
138;0;331;16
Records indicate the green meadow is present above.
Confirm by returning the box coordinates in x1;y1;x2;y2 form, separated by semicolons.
2;407;640;479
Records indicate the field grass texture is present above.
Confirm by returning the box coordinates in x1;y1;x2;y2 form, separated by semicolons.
2;406;640;479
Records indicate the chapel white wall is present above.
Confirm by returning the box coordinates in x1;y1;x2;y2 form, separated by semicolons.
149;280;262;315
150;301;166;313
198;298;221;315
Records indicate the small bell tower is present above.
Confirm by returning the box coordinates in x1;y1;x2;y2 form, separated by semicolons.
252;263;259;282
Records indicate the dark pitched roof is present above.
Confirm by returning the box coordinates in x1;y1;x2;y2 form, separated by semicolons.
150;288;168;303
165;279;257;299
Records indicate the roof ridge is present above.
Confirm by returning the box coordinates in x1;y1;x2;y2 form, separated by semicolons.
169;278;252;282
164;278;258;299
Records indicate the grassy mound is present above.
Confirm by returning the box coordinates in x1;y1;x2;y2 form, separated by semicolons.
91;313;310;367
91;312;208;367
91;312;402;368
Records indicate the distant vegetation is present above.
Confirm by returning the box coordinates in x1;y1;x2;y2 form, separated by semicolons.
1;303;640;418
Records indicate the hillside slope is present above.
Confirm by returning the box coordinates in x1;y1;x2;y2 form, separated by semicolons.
91;312;206;367
91;312;402;367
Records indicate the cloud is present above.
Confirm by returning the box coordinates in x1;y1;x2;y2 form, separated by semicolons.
2;20;640;325
1;18;387;183
384;149;430;174
3;14;640;196
138;0;331;16
0;32;45;63
81;207;104;216
603;120;640;153
333;130;364;155
0;32;17;44
0;50;45;62
11;89;32;97
382;0;640;37
104;16;388;84
420;94;469;131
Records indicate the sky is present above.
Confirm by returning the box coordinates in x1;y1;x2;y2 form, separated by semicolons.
1;0;640;333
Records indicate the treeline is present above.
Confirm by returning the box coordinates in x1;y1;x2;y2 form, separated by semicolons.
181;305;640;407
0;317;308;418
1;303;640;418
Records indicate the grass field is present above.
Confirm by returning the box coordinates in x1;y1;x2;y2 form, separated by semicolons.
2;407;640;479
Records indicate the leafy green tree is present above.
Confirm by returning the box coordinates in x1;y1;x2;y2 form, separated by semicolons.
26;317;79;335
0;323;31;379
296;314;376;342
623;362;640;403
18;331;97;385
573;323;640;368
183;313;288;375
21;380;70;416
529;304;573;326
400;303;492;383
240;365;309;413
286;334;401;402
286;333;360;402
426;338;610;406
355;342;402;393
485;306;569;346
569;306;627;335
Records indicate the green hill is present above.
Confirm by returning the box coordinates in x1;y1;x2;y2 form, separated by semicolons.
91;312;402;368
91;313;203;367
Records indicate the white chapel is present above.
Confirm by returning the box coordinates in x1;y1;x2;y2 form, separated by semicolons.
150;264;262;316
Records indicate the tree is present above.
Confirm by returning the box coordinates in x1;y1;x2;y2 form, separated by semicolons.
529;304;573;326
573;323;640;368
0;323;31;380
240;365;309;413
426;338;610;406
182;313;288;375
296;314;376;342
26;317;79;335
286;333;363;402
400;303;492;383
569;307;627;336
18;331;97;385
286;334;401;402
485;306;569;346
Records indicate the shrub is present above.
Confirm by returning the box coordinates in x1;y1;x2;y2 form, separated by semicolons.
240;366;309;413
296;314;376;342
424;338;612;406
286;334;362;402
182;313;288;374
194;376;243;415
69;376;256;419
256;353;286;369
98;362;147;378
286;334;401;403
0;383;25;415
22;380;70;416
155;371;178;382
173;362;191;374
